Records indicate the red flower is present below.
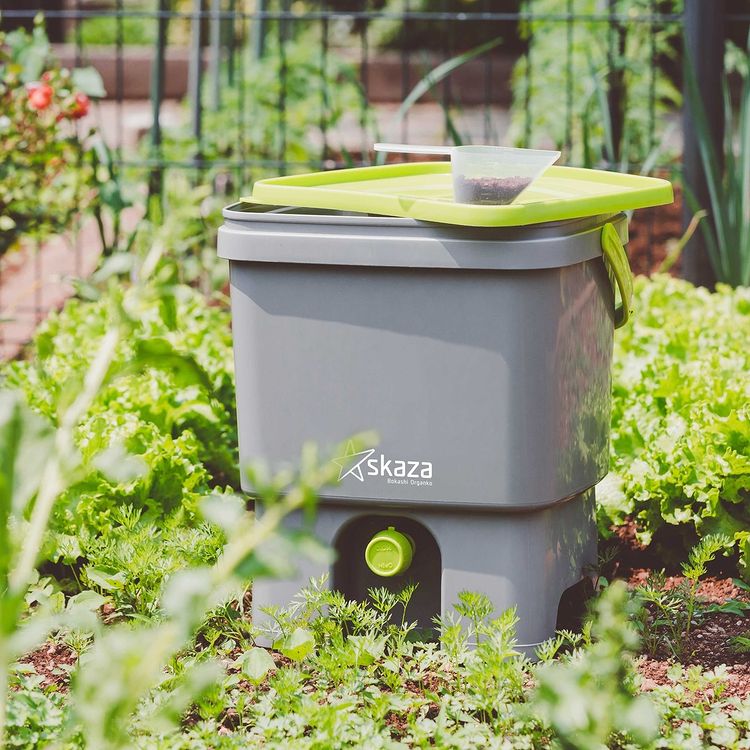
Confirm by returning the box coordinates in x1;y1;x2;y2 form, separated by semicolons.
69;92;90;120
28;83;53;111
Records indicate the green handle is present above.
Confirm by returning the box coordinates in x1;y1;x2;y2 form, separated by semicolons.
601;222;634;329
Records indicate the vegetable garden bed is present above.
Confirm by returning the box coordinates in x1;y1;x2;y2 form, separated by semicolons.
2;269;750;749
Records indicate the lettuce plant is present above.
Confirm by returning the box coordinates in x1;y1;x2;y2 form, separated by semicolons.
600;274;750;572
1;271;238;612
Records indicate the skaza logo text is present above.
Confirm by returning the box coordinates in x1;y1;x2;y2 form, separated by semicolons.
332;442;433;484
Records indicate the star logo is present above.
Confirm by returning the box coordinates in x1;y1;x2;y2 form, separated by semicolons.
332;441;376;482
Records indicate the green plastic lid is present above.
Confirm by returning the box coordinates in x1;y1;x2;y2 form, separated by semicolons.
241;162;674;228
365;527;414;577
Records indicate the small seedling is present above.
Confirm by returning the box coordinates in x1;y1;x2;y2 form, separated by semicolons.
729;632;750;655
681;534;733;642
583;546;619;593
634;534;732;659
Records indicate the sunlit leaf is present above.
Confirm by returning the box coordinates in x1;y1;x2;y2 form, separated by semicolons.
239;647;276;684
273;627;315;662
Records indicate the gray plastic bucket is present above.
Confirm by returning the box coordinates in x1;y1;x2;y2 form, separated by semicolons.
218;203;627;649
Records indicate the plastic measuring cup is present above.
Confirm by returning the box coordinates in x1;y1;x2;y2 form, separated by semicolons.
373;143;561;205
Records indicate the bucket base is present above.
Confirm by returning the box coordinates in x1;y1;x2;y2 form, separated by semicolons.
252;489;596;652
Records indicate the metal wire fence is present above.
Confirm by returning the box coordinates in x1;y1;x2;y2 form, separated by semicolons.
1;2;696;180
1;1;748;357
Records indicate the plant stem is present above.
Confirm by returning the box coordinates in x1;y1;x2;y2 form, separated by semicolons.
214;479;319;584
0;634;7;750
685;579;698;642
658;210;707;273
8;328;119;599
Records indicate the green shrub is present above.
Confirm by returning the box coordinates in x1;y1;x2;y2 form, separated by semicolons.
66;14;156;47
0;17;104;255
531;582;659;750
4;675;69;749
510;0;681;167
601;274;750;571
8;576;750;748
4;267;750;745
160;28;369;182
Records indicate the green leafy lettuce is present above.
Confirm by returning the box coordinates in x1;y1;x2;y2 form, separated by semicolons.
600;274;750;572
2;284;237;613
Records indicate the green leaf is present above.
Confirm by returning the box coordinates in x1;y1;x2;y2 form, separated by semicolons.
605;275;750;576
7;24;50;83
126;338;213;390
71;279;103;302
92;443;148;485
48;533;83;565
71;66;107;98
0;392;54;517
91;253;135;283
705;600;750;617
683;31;750;286
346;634;386;667
160;568;215;623
199;493;246;533
273;627;315;662
0;393;55;603
376;35;503;166
84;567;127;592
239;647;276;684
67;590;108;612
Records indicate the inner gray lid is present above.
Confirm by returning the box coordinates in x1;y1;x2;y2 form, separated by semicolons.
218;202;628;271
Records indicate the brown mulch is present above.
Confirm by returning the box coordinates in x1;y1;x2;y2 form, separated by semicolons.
385;711;409;737
638;657;750;702
385;701;440;739
611;518;750;700
609;518;695;577
404;672;444;694
627;185;684;277
18;641;78;691
631;578;750;691
627;571;748;604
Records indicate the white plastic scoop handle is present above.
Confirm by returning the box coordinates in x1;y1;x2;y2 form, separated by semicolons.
374;142;453;156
